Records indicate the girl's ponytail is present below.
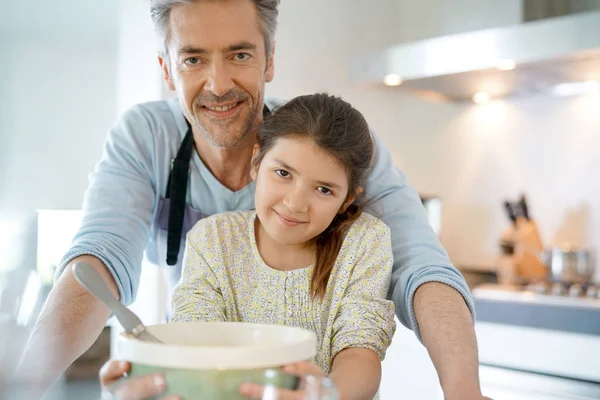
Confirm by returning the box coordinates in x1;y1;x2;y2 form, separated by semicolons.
312;204;362;299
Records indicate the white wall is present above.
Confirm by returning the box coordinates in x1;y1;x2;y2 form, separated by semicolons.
395;0;521;41
266;0;400;98
0;20;118;277
0;41;117;212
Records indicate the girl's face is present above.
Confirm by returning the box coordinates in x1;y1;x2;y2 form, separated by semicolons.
251;136;357;247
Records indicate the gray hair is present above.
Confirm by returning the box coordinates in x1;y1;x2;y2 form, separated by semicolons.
148;0;280;59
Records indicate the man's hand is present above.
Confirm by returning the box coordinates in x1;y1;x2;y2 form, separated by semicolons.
99;360;180;400
442;380;492;400
444;386;492;400
447;394;492;400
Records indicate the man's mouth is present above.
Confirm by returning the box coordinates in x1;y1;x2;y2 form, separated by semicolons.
204;102;239;112
201;101;243;119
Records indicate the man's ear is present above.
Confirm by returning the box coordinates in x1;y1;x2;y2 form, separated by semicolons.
265;42;275;83
250;144;261;180
339;187;363;213
158;54;176;91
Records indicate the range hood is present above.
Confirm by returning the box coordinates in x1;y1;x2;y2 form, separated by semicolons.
350;11;600;103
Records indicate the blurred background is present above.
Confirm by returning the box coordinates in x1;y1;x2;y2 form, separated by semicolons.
1;1;600;399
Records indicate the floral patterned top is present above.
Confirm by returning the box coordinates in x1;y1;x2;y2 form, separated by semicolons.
171;210;396;374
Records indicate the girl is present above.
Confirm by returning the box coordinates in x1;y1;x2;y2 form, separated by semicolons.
171;93;396;399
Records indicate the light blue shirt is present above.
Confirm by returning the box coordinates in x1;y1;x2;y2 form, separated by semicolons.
58;97;475;341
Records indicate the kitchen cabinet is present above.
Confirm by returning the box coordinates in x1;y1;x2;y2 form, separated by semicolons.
480;365;600;400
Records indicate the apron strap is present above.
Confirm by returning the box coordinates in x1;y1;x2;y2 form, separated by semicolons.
165;123;194;265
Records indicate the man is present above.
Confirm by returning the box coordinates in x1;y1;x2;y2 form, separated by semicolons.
17;0;487;399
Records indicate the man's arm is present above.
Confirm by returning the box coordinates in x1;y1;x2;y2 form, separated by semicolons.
14;104;159;392
363;132;483;397
415;282;484;399
14;256;116;390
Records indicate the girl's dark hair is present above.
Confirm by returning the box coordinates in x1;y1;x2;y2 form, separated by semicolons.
253;93;374;299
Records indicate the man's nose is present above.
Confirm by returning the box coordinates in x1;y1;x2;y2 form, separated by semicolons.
203;60;235;97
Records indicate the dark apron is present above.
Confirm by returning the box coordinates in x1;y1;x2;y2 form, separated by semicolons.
165;122;194;267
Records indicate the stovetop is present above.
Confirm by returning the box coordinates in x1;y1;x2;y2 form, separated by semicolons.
472;282;600;310
527;281;600;298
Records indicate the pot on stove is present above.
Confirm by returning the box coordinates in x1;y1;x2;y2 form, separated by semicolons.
534;245;596;284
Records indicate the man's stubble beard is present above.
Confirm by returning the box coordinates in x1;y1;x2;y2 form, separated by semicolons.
190;96;263;149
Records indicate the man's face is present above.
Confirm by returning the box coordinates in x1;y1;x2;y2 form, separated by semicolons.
159;0;275;148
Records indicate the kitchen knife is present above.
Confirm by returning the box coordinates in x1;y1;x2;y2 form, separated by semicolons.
504;201;517;226
519;194;530;220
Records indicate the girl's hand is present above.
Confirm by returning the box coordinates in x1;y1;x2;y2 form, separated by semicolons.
239;361;337;399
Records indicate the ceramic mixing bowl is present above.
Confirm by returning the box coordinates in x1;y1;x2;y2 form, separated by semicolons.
116;321;317;399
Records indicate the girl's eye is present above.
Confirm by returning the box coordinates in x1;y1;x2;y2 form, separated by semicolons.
317;187;332;195
275;169;290;178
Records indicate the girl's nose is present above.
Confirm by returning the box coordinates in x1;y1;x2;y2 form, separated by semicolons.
283;188;309;213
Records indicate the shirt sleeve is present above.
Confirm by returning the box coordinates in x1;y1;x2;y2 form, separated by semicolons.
331;219;397;361
54;104;158;305
170;228;227;323
362;131;475;343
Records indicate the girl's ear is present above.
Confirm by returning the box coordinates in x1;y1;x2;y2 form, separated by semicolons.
250;144;261;180
339;187;363;213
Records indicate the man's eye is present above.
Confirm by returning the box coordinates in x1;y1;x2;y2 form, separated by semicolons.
234;53;251;61
317;187;332;195
184;57;201;65
275;169;290;177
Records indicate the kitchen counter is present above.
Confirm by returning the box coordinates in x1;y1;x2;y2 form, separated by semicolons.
473;284;600;336
46;378;101;400
470;283;600;385
2;377;101;400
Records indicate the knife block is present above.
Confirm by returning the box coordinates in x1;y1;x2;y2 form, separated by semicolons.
497;217;547;284
514;217;547;281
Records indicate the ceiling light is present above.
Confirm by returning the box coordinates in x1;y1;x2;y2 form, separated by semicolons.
383;74;403;86
497;59;516;71
473;92;491;104
552;81;600;97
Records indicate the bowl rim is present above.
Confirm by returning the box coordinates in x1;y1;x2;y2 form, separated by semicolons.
116;322;317;370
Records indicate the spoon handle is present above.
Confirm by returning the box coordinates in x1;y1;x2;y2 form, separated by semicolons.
72;262;143;333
